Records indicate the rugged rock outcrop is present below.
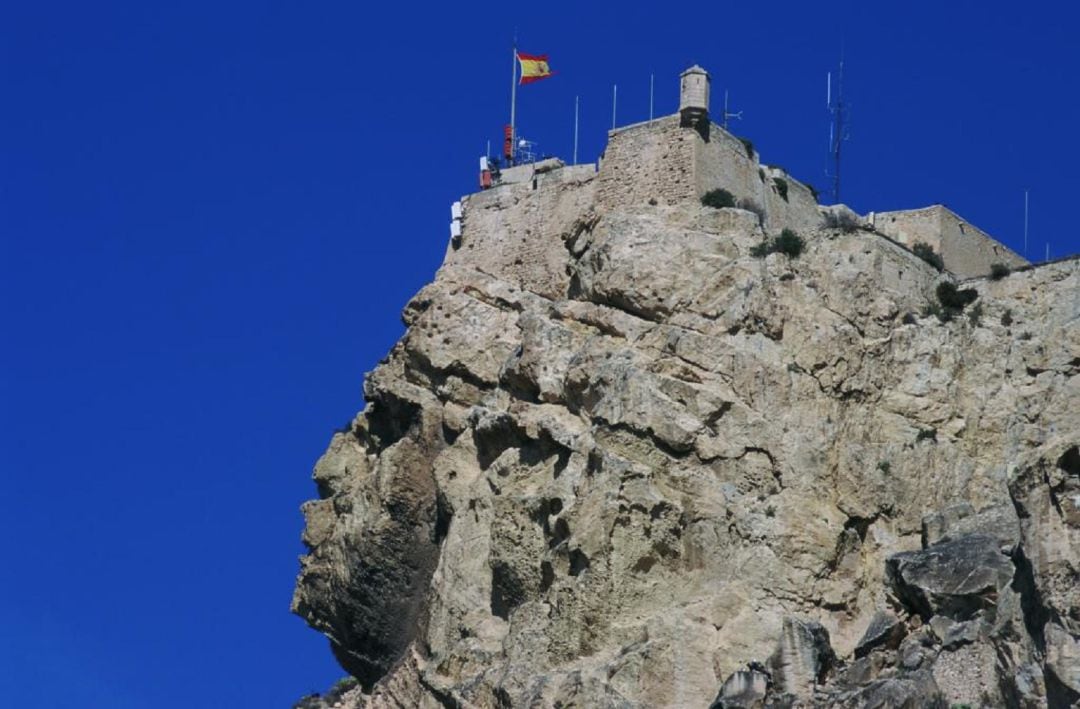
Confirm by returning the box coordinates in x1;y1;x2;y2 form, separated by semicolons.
292;154;1079;707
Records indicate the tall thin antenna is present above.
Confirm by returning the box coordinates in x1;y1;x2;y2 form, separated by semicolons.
612;84;618;129
573;95;579;165
722;90;742;130
649;74;655;120
1045;242;1050;261
827;58;849;203
509;37;518;165
1023;189;1029;258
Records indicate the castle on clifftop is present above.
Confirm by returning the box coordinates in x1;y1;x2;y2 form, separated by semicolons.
459;66;1027;280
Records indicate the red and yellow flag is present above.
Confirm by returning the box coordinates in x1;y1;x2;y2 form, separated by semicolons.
517;51;555;84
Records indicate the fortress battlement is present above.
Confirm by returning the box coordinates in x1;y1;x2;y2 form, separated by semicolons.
465;65;1029;279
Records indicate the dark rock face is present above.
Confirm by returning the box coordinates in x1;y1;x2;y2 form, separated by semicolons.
769;617;836;695
826;670;946;709
854;611;905;659
709;666;770;708
886;534;1014;621
292;385;444;688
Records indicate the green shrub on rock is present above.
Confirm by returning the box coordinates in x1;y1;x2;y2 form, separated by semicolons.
773;177;789;201
775;229;805;257
749;229;805;259
913;242;944;271
701;188;736;209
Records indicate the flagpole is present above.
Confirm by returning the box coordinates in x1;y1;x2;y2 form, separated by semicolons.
612;84;617;130
509;41;518;166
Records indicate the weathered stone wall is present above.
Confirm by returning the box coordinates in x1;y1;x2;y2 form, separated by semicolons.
691;124;822;234
874;205;1028;278
597;116;821;235
595;116;695;211
448;165;596;300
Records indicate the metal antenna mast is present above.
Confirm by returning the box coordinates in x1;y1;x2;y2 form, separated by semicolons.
827;58;850;203
722;90;742;130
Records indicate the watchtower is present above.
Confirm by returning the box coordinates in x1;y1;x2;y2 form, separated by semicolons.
679;65;710;128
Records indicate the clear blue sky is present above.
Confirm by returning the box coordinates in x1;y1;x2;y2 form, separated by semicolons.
1;1;1077;706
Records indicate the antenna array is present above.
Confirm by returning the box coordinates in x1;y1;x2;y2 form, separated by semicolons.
827;60;850;204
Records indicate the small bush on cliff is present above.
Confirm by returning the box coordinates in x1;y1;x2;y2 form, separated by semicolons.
807;183;820;203
912;242;944;271
701;188;736;209
823;211;859;233
750;229;805;259
967;302;984;327
737;136;754;158
916;427;938;443
990;262;1011;280
1001;308;1014;327
926;281;978;323
775;229;805;257
937;281;978;311
773;177;789;201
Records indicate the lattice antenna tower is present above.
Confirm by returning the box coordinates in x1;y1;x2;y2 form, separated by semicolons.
826;58;851;204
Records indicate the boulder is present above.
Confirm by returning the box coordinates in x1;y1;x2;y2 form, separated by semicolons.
886;534;1014;621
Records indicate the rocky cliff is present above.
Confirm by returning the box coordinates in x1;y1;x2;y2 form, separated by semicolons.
292;158;1080;707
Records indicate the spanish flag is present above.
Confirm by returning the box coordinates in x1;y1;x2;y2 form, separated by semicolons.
517;51;555;85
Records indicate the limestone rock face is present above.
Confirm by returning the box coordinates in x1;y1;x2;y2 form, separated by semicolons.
292;163;1080;707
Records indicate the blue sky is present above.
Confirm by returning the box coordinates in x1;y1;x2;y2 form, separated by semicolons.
1;1;1077;706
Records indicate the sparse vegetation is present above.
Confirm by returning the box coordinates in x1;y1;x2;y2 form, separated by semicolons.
937;281;979;310
701;188;736;209
749;240;772;258
912;242;944;271
807;183;820;203
967;302;984;327
765;504;777;517
990;262;1011;280
823;210;860;233
737;136;754;158
877;461;892;474
758;168;766;182
750;229;805;259
1001;309;1014;327
902;312;918;325
773;177;789;201
736;197;766;225
648;197;658;206
775;228;805;257
925;281;978;323
922;302;947;322
916;427;938;443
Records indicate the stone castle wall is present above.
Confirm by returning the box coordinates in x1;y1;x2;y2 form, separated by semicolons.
596;117;821;234
595;116;696;211
874;206;1028;279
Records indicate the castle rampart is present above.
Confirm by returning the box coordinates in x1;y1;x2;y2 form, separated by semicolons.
466;65;1035;280
872;205;1027;279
